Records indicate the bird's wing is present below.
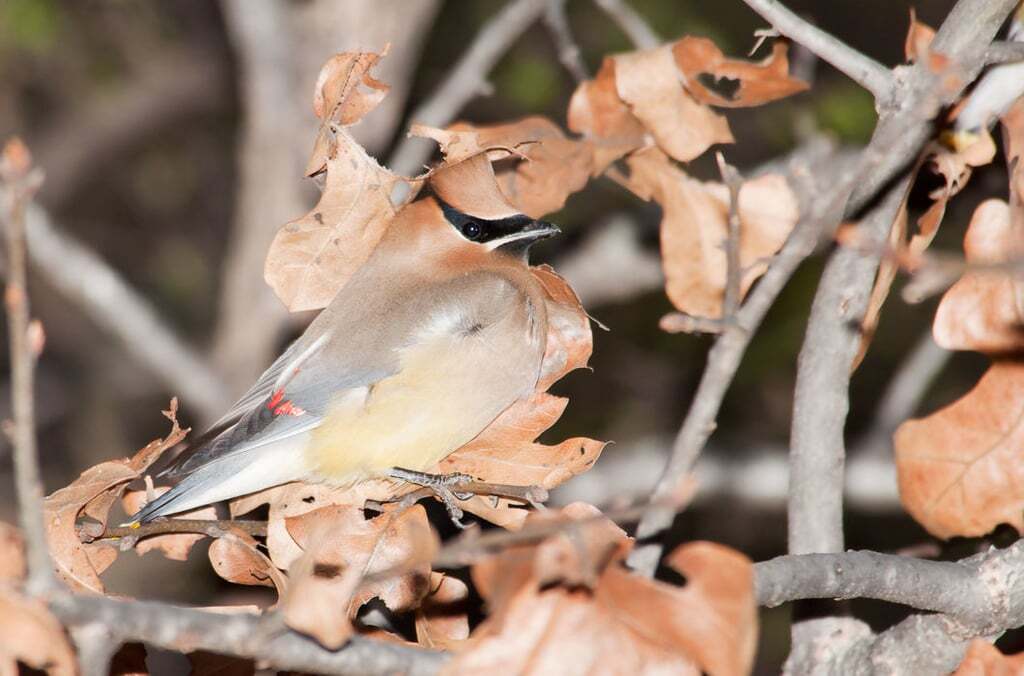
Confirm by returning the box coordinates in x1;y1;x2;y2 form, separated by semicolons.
159;270;528;481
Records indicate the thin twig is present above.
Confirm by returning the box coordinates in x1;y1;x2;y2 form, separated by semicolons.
741;0;893;101
388;0;550;177
91;518;268;543
985;40;1024;64
544;0;589;82
1;139;55;594
628;0;1017;577
716;153;744;319
592;0;660;49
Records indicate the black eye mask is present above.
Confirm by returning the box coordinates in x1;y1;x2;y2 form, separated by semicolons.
438;199;535;244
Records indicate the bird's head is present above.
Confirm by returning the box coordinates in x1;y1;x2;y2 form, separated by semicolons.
438;199;560;258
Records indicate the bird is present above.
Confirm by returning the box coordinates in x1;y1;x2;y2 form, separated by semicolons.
129;195;559;524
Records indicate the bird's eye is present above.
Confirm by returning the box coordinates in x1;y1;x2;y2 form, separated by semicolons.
461;221;482;240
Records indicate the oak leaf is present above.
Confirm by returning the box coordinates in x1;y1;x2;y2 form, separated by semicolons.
208;527;286;593
43;403;186;592
448;505;756;676
567;58;647;171
0;588;76;676
614;45;733;162
281;504;436;648
895;360;1024;538
671;38;808;107
933;199;1024;353
415;572;470;650
626;148;798;321
265;50;406;312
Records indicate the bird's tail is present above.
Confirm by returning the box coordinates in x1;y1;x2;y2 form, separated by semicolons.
126;434;311;524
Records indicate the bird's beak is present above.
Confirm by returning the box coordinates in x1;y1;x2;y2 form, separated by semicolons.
525;220;561;241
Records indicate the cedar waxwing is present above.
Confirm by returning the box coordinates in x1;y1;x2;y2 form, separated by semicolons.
130;196;560;523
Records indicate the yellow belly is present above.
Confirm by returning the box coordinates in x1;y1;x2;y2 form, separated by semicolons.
308;314;540;483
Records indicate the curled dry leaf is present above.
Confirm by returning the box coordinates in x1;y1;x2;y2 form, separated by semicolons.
265;49;405;312
953;639;1024;675
614;44;733;163
904;8;936;63
671;38;808;107
415;117;595;218
910;134;996;260
281;504;436;649
0;588;76;676
567;58;647;171
428;152;521;220
415;572;470;650
448;505;756;676
932;199;1024;353
895;360;1024;538
0;522;25;583
44;403;186;592
208;527;286;593
626;148;798;321
122;488;217;561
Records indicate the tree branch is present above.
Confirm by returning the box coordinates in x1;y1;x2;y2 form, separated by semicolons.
789;176;911;558
759;541;1024;673
628;0;1018;577
1;140;55;594
544;0;589;83
740;0;893;100
388;0;550;177
50;592;447;676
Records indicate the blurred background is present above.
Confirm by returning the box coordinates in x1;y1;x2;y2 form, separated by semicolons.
0;0;1008;671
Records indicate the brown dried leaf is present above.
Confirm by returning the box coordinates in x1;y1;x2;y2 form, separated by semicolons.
282;505;436;648
904;8;936;63
532;264;593;390
895;360;1024;538
208;527;286;593
0;523;25;583
909;133;996;259
0;588;76;676
265;127;402;312
415;572;470;650
450;505;756;676
567;57;646;171
306;50;389;176
854;185;913;371
121;489;217;561
438;394;606;529
428;152;521;221
933;199;1024;353
614;46;733;162
627;148;798;320
672;38;808;107
953;639;1024;675
44;406;186;592
417;117;596;218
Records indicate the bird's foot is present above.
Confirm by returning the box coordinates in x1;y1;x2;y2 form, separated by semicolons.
387;467;474;528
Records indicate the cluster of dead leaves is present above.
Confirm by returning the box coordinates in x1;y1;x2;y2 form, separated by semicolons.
893;93;1024;539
